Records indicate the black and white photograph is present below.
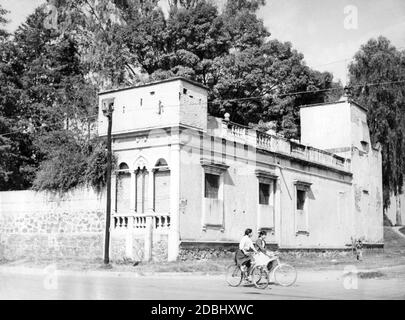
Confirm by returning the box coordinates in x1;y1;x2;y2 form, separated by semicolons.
0;0;404;307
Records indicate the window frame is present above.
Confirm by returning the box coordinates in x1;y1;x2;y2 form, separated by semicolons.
200;159;229;232
255;170;278;235
294;180;312;236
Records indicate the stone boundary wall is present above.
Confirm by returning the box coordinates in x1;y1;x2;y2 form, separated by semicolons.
0;188;106;261
0;188;169;262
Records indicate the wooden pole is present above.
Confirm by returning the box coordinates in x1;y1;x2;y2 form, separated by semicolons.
104;108;113;264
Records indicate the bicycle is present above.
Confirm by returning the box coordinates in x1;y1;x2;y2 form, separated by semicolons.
226;263;270;289
226;251;297;289
267;252;297;287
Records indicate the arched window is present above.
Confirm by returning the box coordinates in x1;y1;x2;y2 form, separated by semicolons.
116;163;130;213
153;158;170;214
155;158;168;167
119;162;129;170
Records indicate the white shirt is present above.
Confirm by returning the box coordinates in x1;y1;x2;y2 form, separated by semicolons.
239;235;254;252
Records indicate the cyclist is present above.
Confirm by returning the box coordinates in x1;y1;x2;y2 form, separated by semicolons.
235;228;257;281
254;230;275;269
255;230;268;253
255;230;276;270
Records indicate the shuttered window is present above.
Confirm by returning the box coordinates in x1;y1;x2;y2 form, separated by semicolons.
204;173;219;199
296;189;306;210
259;183;270;205
295;184;309;233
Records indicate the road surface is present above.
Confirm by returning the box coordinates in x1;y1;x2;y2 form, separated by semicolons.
0;266;404;300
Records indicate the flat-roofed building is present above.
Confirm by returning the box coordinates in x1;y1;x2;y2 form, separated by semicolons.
97;77;383;261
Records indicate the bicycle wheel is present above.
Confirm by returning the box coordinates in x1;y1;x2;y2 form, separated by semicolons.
273;263;297;287
251;265;269;289
226;264;243;287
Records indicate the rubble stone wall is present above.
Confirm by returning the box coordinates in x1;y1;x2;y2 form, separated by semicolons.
0;189;105;261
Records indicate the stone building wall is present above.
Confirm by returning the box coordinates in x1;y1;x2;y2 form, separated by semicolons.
178;242;361;261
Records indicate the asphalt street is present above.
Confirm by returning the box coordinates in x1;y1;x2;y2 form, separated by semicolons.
0;267;404;300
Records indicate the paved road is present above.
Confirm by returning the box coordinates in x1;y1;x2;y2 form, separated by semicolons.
0;267;404;300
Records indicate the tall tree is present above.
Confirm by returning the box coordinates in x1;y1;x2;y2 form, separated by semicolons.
55;0;144;88
0;5;100;191
348;36;405;223
0;4;8;41
0;5;35;189
210;40;340;138
222;0;268;51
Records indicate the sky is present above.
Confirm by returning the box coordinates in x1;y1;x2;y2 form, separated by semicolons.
1;0;405;85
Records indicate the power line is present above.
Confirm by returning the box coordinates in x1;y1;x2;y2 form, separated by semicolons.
0;114;99;138
310;46;405;70
1;78;405;138
208;79;405;103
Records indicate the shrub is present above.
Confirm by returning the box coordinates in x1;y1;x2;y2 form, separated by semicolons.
32;130;115;193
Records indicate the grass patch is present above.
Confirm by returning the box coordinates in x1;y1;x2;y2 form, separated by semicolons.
293;227;405;271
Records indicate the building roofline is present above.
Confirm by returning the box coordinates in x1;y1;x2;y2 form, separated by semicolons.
348;98;368;112
300;98;368;112
98;77;209;96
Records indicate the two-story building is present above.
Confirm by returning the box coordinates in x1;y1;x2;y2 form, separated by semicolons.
97;77;383;262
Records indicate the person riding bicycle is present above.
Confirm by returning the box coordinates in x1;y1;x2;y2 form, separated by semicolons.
235;228;257;281
254;230;276;270
255;230;267;253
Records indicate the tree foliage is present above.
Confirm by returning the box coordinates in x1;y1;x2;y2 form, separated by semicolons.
0;4;8;40
0;5;100;191
348;36;405;209
209;40;339;137
0;5;37;189
0;0;342;192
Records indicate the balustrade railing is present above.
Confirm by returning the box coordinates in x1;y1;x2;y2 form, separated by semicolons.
113;213;171;233
221;121;351;172
225;122;249;143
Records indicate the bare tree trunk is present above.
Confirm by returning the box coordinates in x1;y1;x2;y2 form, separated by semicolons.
396;195;403;226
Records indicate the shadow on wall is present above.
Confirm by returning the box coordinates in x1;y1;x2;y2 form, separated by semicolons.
307;188;316;200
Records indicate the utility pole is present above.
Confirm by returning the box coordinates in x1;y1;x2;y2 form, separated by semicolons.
102;99;114;264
